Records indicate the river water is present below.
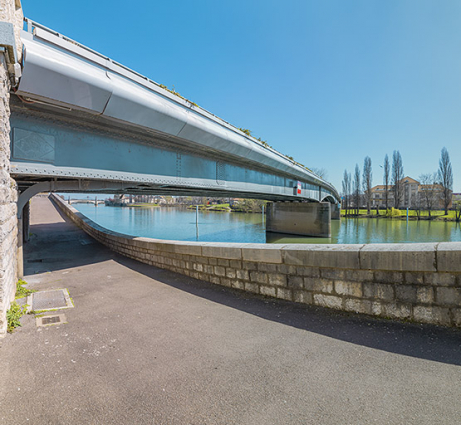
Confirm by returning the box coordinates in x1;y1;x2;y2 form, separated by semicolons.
74;204;461;244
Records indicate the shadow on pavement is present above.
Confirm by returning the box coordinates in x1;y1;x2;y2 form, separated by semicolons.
115;254;461;367
25;201;461;366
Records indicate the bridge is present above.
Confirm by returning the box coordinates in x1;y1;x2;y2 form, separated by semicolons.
66;199;104;206
0;4;342;336
9;19;340;235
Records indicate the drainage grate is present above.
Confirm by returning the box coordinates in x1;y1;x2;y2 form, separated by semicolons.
36;314;67;327
31;289;73;311
42;316;61;325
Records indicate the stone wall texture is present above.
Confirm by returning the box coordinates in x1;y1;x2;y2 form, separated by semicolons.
53;194;461;328
0;0;22;336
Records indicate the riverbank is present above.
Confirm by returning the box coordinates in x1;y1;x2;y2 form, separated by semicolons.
342;208;460;222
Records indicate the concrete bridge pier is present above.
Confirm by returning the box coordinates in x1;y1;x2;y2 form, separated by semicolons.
266;202;331;238
331;203;341;220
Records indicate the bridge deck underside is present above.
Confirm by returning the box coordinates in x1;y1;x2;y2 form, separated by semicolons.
10;102;333;203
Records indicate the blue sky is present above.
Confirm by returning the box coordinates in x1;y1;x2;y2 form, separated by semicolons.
22;0;461;192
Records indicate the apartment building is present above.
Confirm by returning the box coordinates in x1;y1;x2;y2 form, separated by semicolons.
370;176;447;209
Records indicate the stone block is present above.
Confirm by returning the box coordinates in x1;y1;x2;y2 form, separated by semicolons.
203;265;214;275
276;287;293;301
436;242;461;272
277;264;297;275
229;260;242;269
344;298;372;314
313;294;343;310
305;277;334;294
282;244;362;269
382;302;411;319
245;282;260;294
209;258;218;266
214;266;226;277
344;269;374;282
416;287;434;304
202;244;242;260
217;259;230;267
249;271;267;284
297;267;320;278
425;273;456;286
209;275;221;285
360;243;437;272
363;283;394;301
260;285;276;297
293;290;313;304
395;285;417;303
242;261;258;271
321;268;345;280
452;309;461;327
436;287;461;306
232;280;245;290
371;301;383;316
268;273;287;287
226;268;236;279
220;278;232;288
335;281;362;297
258;263;278;273
413;306;451;326
241;245;283;263
287;276;303;289
404;272;425;285
236;269;249;280
374;271;404;284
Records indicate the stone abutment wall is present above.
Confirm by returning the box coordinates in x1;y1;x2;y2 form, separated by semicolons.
0;0;23;337
52;194;461;328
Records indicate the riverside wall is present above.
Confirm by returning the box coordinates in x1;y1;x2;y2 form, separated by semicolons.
52;194;461;328
0;0;22;337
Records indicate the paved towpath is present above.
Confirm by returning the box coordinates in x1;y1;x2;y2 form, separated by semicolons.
1;196;460;425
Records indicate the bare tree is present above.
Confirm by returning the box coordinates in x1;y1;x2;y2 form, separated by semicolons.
353;164;361;216
383;154;390;212
419;173;439;218
392;150;404;209
342;169;351;216
438;147;453;215
362;156;372;215
312;167;328;180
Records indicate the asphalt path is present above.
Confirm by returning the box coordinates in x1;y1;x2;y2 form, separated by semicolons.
0;196;460;425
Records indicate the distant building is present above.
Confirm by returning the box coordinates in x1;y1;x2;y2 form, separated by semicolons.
370;176;449;209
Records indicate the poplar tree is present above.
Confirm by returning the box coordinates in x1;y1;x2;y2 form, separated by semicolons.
342;170;351;216
383;154;390;212
392;150;404;209
438;147;453;215
362;156;372;215
354;164;361;216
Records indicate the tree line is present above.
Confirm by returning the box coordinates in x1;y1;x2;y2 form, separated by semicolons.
342;147;455;218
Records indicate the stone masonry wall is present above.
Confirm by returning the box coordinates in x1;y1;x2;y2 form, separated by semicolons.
0;0;22;337
52;194;461;328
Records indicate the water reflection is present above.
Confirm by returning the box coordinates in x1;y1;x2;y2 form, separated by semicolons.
75;204;461;244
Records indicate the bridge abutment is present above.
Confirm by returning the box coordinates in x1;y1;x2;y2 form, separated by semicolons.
0;0;23;337
266;201;331;238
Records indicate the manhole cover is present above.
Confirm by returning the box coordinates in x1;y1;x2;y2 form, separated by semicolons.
32;289;73;311
36;314;67;327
